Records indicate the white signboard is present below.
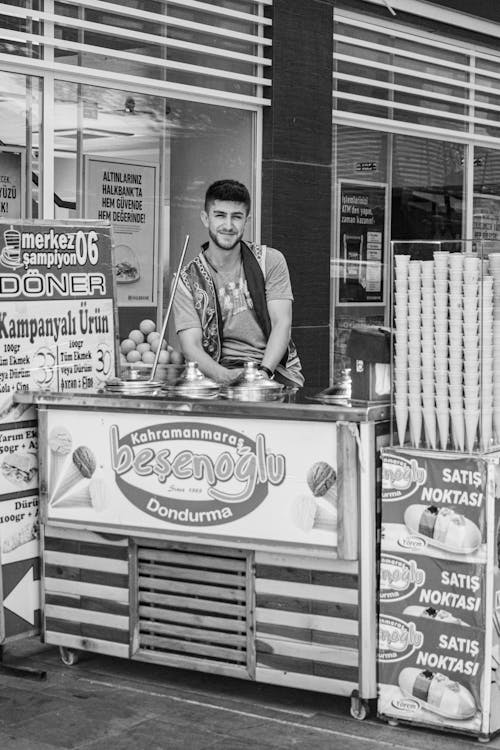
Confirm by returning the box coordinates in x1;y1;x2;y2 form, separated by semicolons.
85;157;159;307
45;410;339;549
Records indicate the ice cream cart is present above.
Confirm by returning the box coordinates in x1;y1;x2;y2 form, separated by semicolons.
18;389;390;717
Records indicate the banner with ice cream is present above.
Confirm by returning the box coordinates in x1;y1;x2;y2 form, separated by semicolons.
378;613;485;733
381;449;487;563
43;409;344;549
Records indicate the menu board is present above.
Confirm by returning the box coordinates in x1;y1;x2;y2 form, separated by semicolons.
337;181;386;306
84;157;159;307
0;219;118;643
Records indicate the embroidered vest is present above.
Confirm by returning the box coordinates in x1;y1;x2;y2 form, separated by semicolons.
178;241;302;381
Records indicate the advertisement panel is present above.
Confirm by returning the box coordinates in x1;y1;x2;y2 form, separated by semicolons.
381;449;487;564
84;157;159;307
0;219;117;643
44;410;340;548
378;613;485;733
337;181;387;306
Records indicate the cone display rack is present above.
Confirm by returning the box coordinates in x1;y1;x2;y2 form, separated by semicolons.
392;250;499;452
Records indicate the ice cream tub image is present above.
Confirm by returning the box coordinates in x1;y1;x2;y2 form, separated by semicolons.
378;613;484;733
379;552;486;629
381;449;487;562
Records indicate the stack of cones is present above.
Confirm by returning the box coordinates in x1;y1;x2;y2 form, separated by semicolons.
393;254;410;446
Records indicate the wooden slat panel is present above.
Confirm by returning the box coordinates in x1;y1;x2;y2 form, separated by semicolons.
138;576;246;602
45;593;129;616
140;633;246;663
136;648;249;680
45;604;128;630
255;565;358;589
255;607;358;635
44;525;128;546
45;618;129;644
138;605;246;632
45;550;128;574
256;635;357;666
139;591;245;618
138;548;247;572
44;563;128;589
140;542;246;560
140;620;246;648
44;536;128;560
255;593;358;620
255;578;357;605
44;577;129;603
255;550;353;572
138;562;244;587
256;622;358;650
256;653;358;682
45;630;129;658
255;667;357;696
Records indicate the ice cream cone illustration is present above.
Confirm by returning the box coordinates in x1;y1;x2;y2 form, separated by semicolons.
50;445;96;505
306;461;337;507
51;474;107;511
48;425;72;493
293;494;337;532
398;668;476;720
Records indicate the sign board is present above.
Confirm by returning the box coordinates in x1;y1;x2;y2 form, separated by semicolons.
336;181;387;306
44;409;340;549
0;219;118;643
84;156;159;307
0;148;25;219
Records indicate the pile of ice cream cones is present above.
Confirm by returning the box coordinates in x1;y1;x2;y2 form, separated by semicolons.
393;251;498;453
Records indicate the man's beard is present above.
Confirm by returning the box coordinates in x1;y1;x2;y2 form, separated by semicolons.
209;227;242;251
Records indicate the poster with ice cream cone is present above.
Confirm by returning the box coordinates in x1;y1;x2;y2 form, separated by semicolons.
41;409;353;549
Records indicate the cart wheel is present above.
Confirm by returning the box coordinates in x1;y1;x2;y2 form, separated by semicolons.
350;690;370;720
388;719;399;727
477;737;490;744
59;647;79;666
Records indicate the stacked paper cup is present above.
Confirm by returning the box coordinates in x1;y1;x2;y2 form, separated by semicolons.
448;252;464;451
393;251;499;452
490;253;500;443
407;260;422;447
421;260;437;449
433;252;449;449
462;255;481;452
393;255;410;446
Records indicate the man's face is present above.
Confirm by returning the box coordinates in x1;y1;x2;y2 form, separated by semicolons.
201;200;249;251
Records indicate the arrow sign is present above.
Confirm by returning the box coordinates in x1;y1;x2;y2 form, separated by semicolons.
4;565;36;625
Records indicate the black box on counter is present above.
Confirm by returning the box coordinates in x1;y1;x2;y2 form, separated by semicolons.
346;325;391;401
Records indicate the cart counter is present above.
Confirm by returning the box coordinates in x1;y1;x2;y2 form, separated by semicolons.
17;390;390;716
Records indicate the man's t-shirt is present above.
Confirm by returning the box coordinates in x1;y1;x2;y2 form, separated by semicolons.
174;246;293;364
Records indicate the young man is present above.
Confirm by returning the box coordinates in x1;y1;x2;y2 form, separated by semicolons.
173;179;303;387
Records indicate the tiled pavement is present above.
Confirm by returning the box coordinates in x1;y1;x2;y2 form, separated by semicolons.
0;639;499;750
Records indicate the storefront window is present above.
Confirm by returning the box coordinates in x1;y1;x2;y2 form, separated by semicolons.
473;147;500;253
0;71;42;220
331;125;465;385
54;81;254;337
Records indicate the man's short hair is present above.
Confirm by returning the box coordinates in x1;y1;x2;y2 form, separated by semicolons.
205;179;251;214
